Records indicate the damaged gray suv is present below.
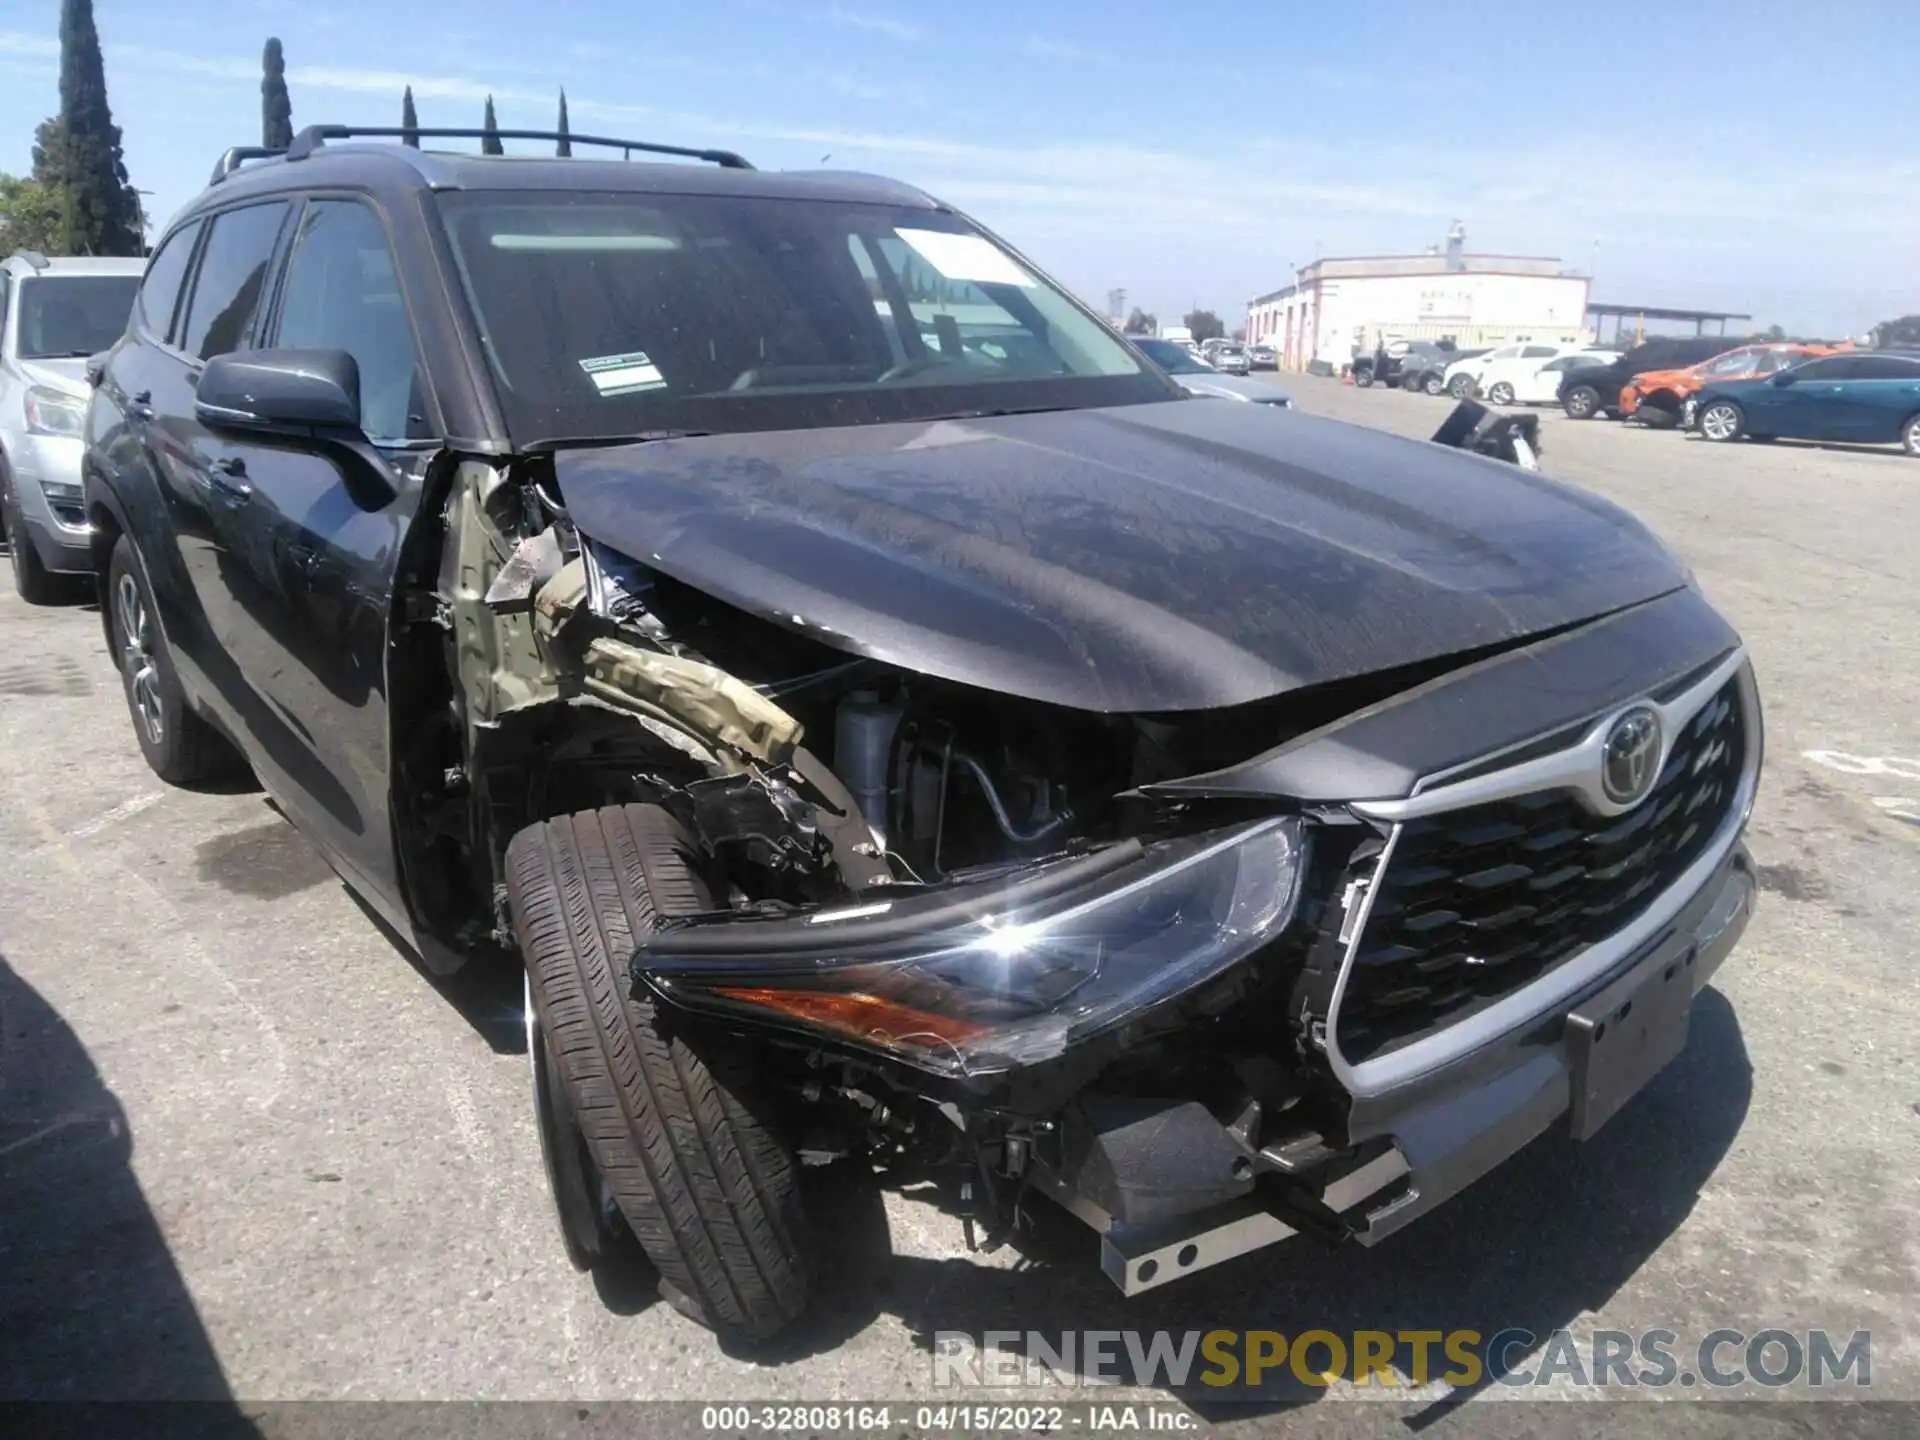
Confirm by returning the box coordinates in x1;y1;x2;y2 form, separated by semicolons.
83;124;1759;1342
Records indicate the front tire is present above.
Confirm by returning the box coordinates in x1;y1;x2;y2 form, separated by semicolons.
1354;366;1374;388
1903;414;1920;456
2;464;71;605
1424;373;1446;396
1698;400;1746;443
107;535;246;785
1448;373;1475;399
1487;381;1515;405
506;804;811;1343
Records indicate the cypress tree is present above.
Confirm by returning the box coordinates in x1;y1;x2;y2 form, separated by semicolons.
481;96;503;155
39;0;142;255
261;37;293;148
556;89;571;156
401;86;419;147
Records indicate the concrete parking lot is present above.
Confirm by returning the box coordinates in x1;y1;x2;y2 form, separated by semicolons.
3;374;1917;1430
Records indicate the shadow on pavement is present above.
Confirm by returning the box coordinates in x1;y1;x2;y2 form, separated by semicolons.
0;954;258;1432
757;988;1753;1418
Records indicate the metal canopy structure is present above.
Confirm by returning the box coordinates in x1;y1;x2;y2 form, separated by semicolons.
1587;302;1753;341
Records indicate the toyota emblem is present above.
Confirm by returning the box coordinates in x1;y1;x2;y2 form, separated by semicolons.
1601;705;1663;806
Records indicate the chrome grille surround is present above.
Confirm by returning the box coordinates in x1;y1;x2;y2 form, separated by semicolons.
1323;647;1760;1099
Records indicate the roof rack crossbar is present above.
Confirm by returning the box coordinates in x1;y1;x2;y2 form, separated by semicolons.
282;125;753;169
210;145;289;185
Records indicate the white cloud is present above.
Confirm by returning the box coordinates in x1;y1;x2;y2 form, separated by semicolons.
825;74;925;106
0;31;58;57
1020;36;1112;65
826;5;923;42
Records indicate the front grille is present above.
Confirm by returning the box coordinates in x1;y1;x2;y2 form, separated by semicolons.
1337;677;1747;1062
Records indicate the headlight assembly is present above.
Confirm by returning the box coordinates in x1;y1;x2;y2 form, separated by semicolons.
636;816;1306;1076
24;386;86;438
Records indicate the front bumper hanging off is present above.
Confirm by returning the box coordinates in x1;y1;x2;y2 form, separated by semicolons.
1029;843;1754;1297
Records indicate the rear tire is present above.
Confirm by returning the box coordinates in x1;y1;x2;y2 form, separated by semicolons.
1448;373;1475;399
1698;400;1746;443
1487;381;1515;405
107;535;247;785
506;804;811;1343
1903;414;1920;456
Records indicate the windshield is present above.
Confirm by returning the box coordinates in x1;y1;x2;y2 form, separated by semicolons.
1134;337;1212;374
15;274;141;359
437;191;1174;443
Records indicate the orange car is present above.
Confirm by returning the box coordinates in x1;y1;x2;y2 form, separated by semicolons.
1623;342;1844;426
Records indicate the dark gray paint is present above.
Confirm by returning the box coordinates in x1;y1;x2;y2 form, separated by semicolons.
1152;586;1740;802
558;400;1690;714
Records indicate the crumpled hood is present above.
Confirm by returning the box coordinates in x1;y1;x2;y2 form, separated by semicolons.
15;357;88;398
555;400;1688;713
1178;373;1291;404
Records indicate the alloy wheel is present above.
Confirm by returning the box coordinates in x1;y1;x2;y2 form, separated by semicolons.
1489;383;1515;405
1700;404;1741;442
116;572;164;746
1566;389;1595;418
1904;416;1920;456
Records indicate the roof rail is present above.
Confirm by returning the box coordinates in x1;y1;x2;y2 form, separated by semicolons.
283;124;754;169
210;145;289;185
16;250;50;271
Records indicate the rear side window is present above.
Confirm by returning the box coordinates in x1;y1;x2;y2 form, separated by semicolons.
137;221;201;341
1848;356;1920;380
180;202;290;361
1520;345;1556;359
271;200;430;441
1791;356;1858;381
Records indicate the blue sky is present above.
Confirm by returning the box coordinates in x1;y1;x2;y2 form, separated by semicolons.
1;0;1913;335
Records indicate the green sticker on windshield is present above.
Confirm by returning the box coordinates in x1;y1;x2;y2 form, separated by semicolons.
580;351;666;396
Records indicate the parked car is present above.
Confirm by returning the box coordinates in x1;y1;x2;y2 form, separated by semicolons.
1506;351;1621;405
1247;343;1277;371
1401;344;1480;396
0;252;146;601
1691;350;1920;454
1557;337;1742;420
86;122;1760;1344
1622;342;1839;428
1135;337;1291;405
1210;342;1251;375
1443;342;1594;403
1351;337;1445;389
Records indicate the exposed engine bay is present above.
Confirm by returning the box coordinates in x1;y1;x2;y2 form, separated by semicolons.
379;395;1750;1308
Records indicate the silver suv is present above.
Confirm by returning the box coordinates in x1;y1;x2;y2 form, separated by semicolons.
1;253;145;601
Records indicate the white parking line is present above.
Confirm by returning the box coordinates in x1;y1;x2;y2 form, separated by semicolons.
66;791;165;839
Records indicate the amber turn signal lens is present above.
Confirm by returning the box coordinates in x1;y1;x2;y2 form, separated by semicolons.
713;986;990;1047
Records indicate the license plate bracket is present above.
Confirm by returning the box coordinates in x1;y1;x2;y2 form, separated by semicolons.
1565;940;1698;1141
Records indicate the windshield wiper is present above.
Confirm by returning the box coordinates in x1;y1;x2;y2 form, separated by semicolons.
940;404;1078;420
524;430;711;454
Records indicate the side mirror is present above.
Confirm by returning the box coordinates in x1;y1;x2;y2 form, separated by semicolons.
194;348;397;508
1770;370;1797;386
196;348;362;433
